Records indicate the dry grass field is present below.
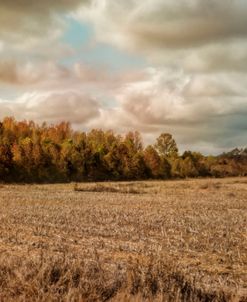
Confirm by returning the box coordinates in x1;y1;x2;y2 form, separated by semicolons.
0;178;246;301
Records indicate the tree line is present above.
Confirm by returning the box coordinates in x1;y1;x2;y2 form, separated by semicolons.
0;117;246;183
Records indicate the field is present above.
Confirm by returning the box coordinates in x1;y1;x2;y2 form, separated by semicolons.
0;178;246;301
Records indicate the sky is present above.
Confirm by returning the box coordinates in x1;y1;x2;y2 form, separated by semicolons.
0;0;247;154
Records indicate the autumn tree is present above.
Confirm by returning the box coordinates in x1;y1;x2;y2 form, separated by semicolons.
144;145;163;178
155;133;178;157
182;151;211;177
0;144;12;181
0;116;245;182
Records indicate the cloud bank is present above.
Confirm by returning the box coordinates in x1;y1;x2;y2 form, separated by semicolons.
0;0;247;153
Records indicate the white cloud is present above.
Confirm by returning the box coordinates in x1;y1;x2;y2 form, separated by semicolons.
1;0;247;153
72;0;247;152
0;91;100;125
86;66;247;153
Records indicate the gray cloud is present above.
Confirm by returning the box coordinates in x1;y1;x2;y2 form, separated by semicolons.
76;0;247;76
0;0;86;37
0;61;70;85
182;40;247;73
131;4;247;49
0;0;89;59
77;0;247;49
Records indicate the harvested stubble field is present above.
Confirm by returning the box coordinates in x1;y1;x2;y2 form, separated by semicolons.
0;178;246;302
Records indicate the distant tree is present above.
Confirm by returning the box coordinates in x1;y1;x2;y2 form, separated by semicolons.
124;131;143;153
170;157;184;178
0;116;245;183
104;141;125;180
181;157;198;177
144;145;170;178
155;133;178;157
0;144;12;181
129;152;146;180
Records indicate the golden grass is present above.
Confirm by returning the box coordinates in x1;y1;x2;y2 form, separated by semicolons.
0;178;246;301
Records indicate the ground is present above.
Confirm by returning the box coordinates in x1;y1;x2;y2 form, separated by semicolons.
0;178;246;301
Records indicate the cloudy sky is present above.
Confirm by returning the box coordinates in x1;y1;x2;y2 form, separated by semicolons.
0;0;247;154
